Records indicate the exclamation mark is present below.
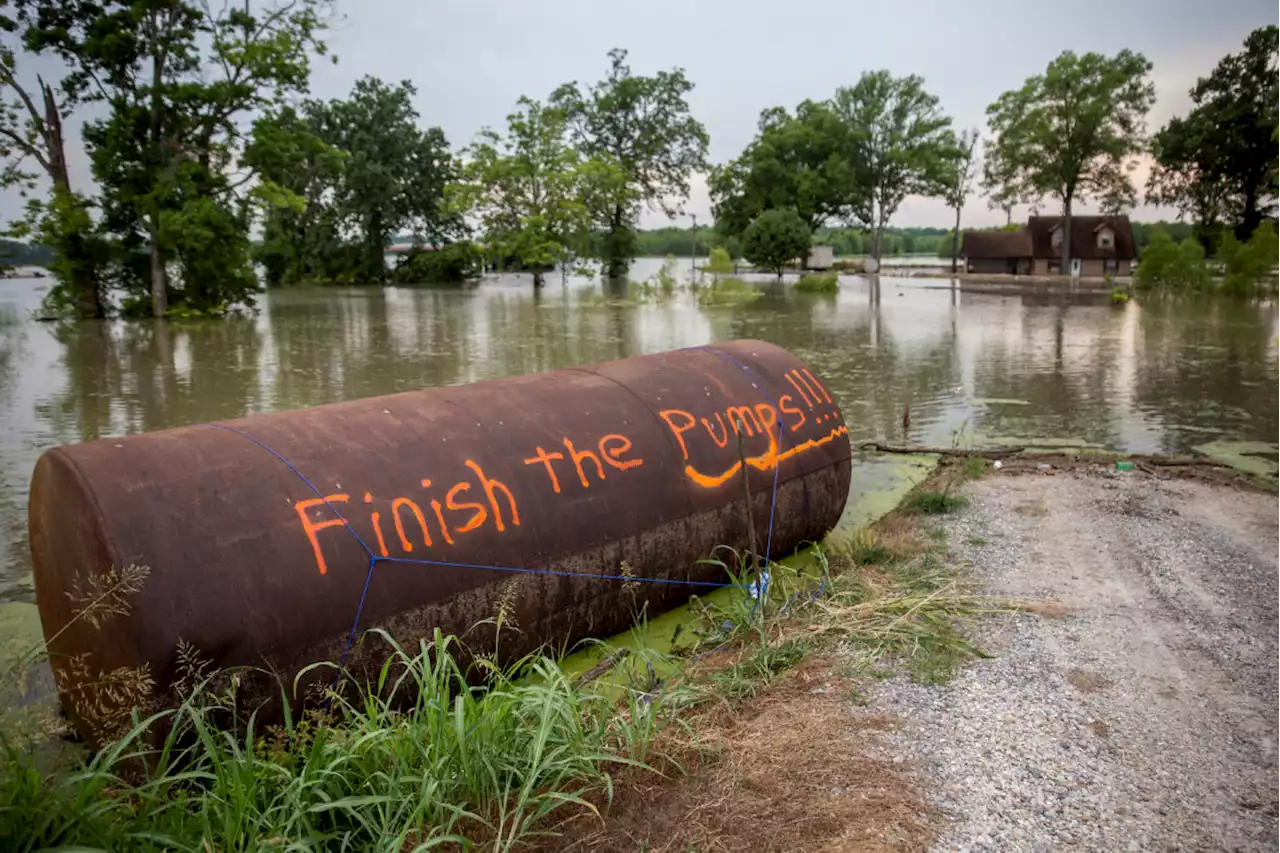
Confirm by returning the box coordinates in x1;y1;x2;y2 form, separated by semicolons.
786;371;815;408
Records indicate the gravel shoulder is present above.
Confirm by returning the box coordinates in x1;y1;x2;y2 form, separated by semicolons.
872;470;1279;852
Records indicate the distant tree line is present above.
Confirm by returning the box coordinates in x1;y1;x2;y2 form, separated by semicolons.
0;238;52;267
0;7;1273;319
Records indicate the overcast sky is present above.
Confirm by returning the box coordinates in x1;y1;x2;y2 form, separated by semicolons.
5;0;1277;230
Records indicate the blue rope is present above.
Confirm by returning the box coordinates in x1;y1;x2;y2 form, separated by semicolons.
700;346;789;614
205;422;378;560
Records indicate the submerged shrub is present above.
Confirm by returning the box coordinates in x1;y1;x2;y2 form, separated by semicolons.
795;272;838;293
394;240;483;284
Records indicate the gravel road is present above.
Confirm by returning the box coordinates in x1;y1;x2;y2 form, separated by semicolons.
870;470;1278;853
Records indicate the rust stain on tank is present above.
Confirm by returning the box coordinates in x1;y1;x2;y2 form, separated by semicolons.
28;340;852;744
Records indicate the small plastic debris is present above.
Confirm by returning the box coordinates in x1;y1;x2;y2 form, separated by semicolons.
992;460;1003;469
1115;460;1135;472
1037;463;1052;470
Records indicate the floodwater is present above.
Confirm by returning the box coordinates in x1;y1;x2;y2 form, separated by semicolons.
1;259;1277;616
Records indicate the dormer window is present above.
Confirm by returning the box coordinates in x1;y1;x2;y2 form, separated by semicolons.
1097;228;1114;248
1051;228;1063;248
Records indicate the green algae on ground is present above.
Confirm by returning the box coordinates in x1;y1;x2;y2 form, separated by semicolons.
0;602;42;670
557;458;937;688
1194;440;1279;479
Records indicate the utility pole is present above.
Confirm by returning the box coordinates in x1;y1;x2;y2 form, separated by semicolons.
690;213;698;276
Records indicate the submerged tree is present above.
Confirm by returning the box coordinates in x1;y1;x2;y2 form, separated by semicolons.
938;128;979;273
831;71;955;261
551;49;708;279
986;49;1154;271
451;98;626;288
709;100;858;237
1147;26;1278;242
0;28;108;318
307;77;459;284
741;208;810;279
16;0;330;316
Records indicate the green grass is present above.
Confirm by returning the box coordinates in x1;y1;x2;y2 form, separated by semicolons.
960;456;988;480
0;629;660;852
794;272;839;293
966;536;987;547
905;489;969;515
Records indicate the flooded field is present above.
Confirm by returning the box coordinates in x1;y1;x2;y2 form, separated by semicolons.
1;260;1276;629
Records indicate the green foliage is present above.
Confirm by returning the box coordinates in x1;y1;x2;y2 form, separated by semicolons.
832;71;957;260
705;246;734;275
1147;26;1278;239
552;49;708;278
1134;227;1210;289
8;0;330;316
0;629;659;851
741;209;810;277
709;100;857;236
452;98;623;288
393;241;483;284
938;128;979;269
1219;222;1279;296
248;79;460;287
1110;285;1131;305
795;272;838;293
985;49;1155;262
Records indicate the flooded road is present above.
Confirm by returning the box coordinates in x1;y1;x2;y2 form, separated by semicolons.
1;260;1277;609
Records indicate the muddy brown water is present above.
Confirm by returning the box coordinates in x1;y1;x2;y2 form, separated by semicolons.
0;261;1276;627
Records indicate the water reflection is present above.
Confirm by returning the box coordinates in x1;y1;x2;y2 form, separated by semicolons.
0;265;1275;600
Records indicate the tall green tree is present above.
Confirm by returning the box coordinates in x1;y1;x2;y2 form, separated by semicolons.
709;100;857;237
986;49;1155;270
551;48;708;279
450;97;625;288
20;0;329;316
307;77;459;284
831;71;955;261
1147;26;1278;241
0;16;108;318
939;128;978;273
242;105;346;286
741;208;810;278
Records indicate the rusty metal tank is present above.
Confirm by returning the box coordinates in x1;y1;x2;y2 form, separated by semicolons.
30;339;851;743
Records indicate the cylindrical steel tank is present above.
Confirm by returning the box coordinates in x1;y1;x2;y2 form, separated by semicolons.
30;340;851;743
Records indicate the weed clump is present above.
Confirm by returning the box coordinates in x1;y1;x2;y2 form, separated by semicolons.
906;489;969;514
795;272;839;293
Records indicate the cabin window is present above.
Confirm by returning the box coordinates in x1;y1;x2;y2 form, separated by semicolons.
1098;228;1114;248
1051;229;1063;248
1104;259;1119;274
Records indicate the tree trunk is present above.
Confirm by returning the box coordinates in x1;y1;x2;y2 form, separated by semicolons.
1060;197;1072;276
606;204;628;279
532;269;545;288
148;12;168;318
149;218;168;317
1239;186;1261;241
950;204;961;274
42;83;105;319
